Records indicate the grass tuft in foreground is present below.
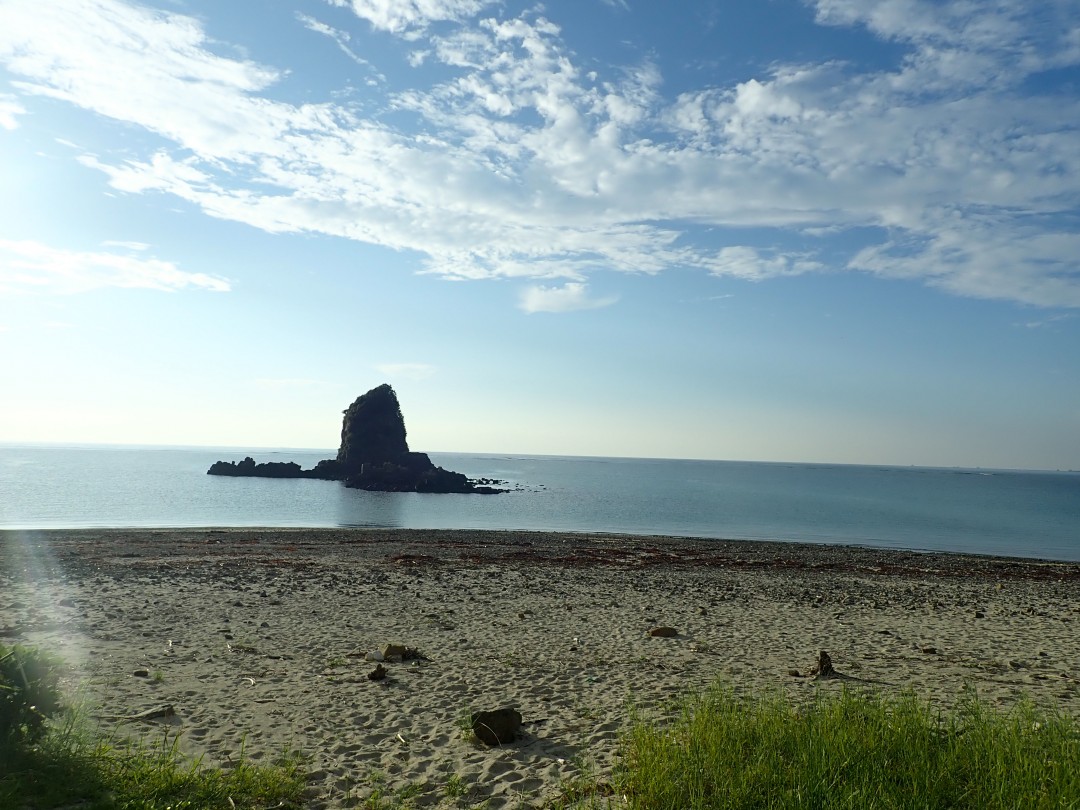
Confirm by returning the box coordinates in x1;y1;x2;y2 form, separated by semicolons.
2;642;305;809
617;684;1080;810
3;721;306;809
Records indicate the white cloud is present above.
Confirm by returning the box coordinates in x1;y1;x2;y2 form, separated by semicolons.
849;220;1080;307
810;0;1080;87
0;0;282;158
375;363;437;380
0;94;25;129
0;238;231;294
519;282;617;313
705;247;822;280
101;240;150;251
326;0;492;34
0;0;1077;308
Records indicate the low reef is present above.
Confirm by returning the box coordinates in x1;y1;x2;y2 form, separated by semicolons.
207;384;506;494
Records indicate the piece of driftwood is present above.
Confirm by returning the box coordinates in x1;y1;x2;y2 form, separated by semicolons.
95;705;176;723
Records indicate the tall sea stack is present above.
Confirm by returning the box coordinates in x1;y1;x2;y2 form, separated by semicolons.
207;384;504;494
331;385;481;492
337;384;409;468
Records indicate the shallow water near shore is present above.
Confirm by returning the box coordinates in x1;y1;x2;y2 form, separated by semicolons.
1;444;1077;560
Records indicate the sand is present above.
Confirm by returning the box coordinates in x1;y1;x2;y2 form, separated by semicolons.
3;529;1080;808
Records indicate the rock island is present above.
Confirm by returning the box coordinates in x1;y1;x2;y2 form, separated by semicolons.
207;384;506;493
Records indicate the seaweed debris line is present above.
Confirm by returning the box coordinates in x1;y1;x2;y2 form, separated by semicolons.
207;384;508;493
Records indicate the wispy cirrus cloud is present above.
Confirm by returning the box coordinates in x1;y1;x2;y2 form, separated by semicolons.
297;12;386;81
254;378;335;389
375;362;437;380
101;240;151;251
0;0;1078;308
1017;313;1074;329
0;93;25;128
0;238;230;294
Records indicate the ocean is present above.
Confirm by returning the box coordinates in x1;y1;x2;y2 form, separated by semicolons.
1;445;1077;561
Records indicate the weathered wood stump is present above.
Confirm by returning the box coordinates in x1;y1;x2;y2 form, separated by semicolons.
810;650;836;678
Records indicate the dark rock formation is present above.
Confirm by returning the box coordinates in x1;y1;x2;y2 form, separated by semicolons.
470;707;522;746
207;385;506;494
344;453;472;492
337;384;409;468
207;458;311;478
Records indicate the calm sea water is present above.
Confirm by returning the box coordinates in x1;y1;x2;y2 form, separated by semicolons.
1;445;1077;561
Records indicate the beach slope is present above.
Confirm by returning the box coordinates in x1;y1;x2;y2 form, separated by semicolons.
3;529;1079;808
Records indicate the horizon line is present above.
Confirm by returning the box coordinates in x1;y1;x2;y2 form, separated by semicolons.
0;440;1075;475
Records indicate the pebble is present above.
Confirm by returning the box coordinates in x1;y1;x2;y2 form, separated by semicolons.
649;626;679;638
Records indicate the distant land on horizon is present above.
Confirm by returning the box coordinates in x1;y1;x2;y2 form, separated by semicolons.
1;441;1075;475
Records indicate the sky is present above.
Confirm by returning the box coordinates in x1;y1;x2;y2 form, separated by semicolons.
1;0;1078;470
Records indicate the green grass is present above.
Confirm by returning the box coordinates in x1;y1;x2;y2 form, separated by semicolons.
359;780;427;809
616;684;1080;809
1;642;305;809
1;713;306;809
445;772;469;799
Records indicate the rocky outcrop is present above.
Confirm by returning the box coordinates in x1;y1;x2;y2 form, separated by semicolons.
344;452;474;492
206;458;315;479
207;385;506;494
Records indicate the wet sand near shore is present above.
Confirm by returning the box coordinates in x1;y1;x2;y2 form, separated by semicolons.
3;529;1080;808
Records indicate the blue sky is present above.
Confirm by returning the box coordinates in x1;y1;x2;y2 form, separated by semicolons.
1;0;1078;469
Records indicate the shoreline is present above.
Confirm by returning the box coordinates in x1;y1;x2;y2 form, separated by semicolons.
8;526;1080;575
4;529;1080;808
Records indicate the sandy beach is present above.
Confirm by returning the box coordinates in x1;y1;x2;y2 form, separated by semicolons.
3;529;1080;808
